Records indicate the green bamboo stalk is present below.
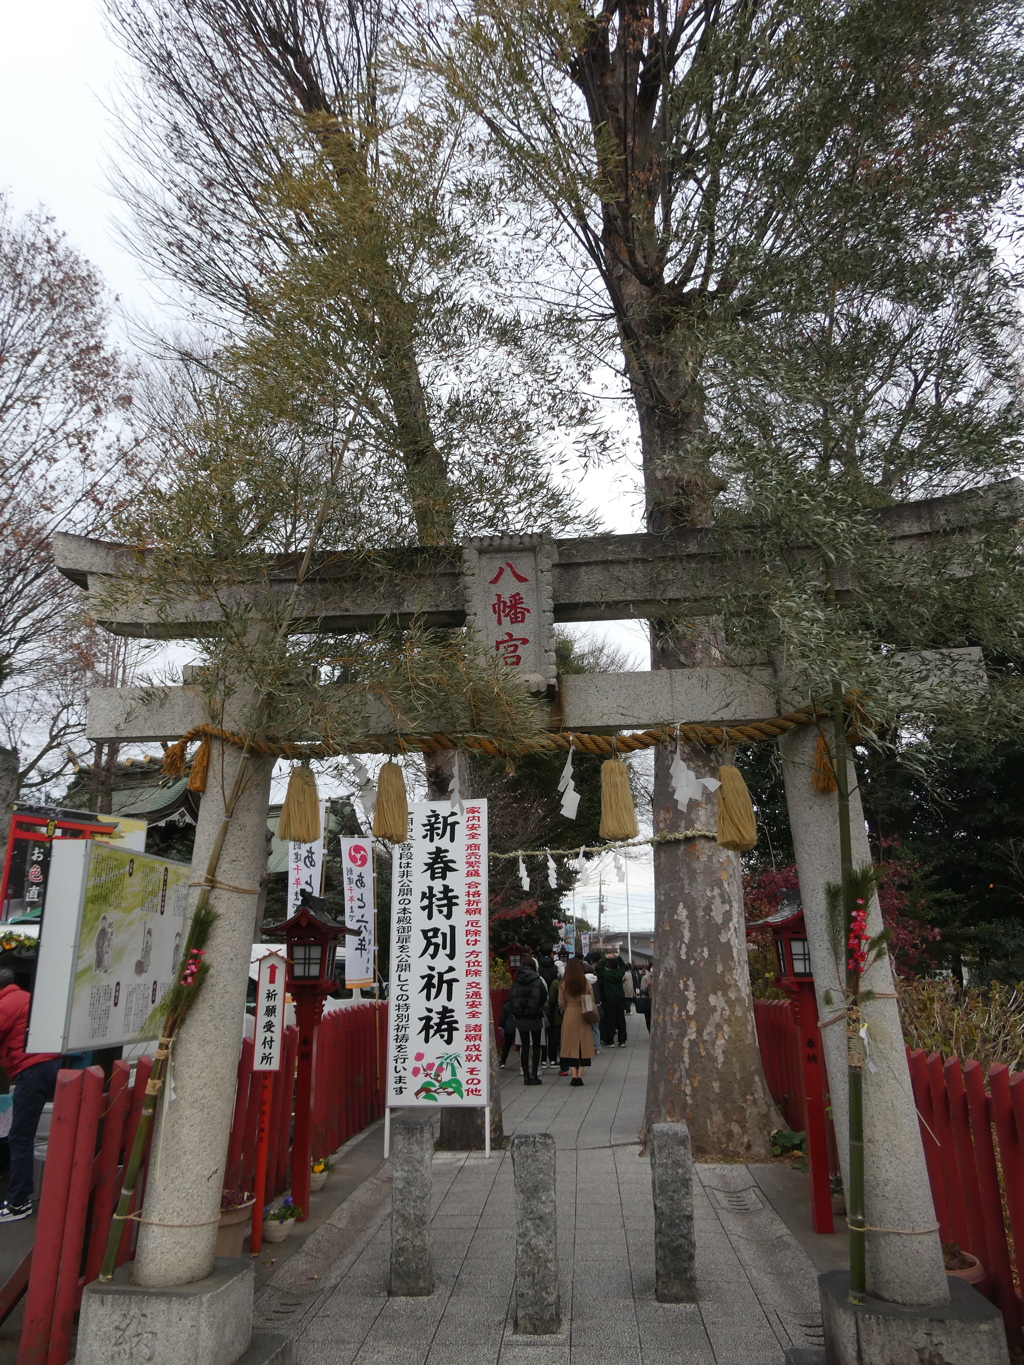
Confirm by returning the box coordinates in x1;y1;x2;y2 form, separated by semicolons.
831;676;867;1304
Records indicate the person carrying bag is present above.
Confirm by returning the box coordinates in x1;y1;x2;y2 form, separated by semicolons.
557;957;596;1086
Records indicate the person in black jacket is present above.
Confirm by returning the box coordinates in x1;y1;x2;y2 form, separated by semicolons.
498;994;517;1067
508;956;549;1085
536;955;559;1066
596;949;629;1047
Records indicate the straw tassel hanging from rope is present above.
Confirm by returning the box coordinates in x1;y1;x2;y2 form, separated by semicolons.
811;732;839;794
162;733;211;793
372;761;409;842
278;764;321;843
600;757;639;842
715;764;757;851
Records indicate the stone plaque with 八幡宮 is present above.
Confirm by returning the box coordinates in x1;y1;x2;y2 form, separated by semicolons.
463;535;555;693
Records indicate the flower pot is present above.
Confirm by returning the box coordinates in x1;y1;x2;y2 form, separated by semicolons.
261;1219;293;1244
946;1251;984;1286
831;1193;846;1216
215;1200;255;1258
309;1170;329;1192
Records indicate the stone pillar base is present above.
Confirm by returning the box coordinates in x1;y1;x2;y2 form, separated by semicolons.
76;1258;287;1365
819;1269;1010;1365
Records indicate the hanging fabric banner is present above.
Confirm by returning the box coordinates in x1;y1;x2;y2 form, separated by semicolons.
386;799;489;1109
580;932;591;956
340;837;374;988
287;799;328;913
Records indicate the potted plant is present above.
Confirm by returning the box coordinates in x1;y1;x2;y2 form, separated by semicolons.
262;1196;302;1243
943;1243;984;1285
310;1156;334;1192
216;1189;255;1258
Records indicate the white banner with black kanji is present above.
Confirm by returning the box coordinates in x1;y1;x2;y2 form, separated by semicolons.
386;800;489;1108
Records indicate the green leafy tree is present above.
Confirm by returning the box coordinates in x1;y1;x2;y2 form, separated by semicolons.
416;0;1024;1157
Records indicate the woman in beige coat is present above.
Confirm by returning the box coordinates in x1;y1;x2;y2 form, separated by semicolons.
558;957;596;1086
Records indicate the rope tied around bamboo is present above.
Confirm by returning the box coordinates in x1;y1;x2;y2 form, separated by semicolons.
158;693;867;789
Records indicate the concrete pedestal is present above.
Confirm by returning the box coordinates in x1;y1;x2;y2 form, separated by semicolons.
76;1259;290;1365
818;1269;1010;1365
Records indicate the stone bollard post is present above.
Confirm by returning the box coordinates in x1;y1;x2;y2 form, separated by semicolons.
511;1133;560;1334
389;1114;435;1297
650;1122;697;1303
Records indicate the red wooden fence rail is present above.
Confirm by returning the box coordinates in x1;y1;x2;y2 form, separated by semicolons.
754;994;1024;1354
11;1001;387;1365
752;999;807;1134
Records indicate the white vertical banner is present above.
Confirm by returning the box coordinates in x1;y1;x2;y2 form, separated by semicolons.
386;799;489;1108
580;932;591;956
340;837;374;988
286;800;329;913
253;952;286;1071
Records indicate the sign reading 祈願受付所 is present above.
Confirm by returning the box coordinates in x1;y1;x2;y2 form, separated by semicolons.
340;838;374;988
253;951;286;1071
386;800;489;1109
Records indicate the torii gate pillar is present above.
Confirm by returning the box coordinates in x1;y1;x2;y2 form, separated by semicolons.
779;725;948;1308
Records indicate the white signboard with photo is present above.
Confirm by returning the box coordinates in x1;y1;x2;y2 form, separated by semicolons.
386;800;489;1113
340;838;374;989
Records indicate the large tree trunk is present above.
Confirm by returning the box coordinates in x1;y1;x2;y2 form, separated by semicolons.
631;330;775;1157
427;752;505;1152
643;729;776;1157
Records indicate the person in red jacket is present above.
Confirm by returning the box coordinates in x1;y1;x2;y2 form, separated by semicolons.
0;969;60;1223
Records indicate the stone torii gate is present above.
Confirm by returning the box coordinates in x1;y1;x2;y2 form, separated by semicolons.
59;480;1017;1365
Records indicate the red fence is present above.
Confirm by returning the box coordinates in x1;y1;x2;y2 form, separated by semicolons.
17;1056;154;1365
10;1002;387;1365
909;1049;1024;1351
754;995;1024;1353
753;999;807;1134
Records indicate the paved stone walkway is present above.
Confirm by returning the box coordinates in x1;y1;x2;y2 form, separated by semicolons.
255;1026;826;1363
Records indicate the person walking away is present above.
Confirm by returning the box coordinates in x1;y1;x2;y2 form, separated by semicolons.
637;963;653;1033
498;993;517;1068
0;969;61;1222
558;957;596;1086
584;965;602;1053
508;956;548;1085
546;974;565;1075
622;961;635;1014
597;948;629;1047
536;955;559;1066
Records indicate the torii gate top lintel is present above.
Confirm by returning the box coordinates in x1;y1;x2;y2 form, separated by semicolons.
51;479;1021;643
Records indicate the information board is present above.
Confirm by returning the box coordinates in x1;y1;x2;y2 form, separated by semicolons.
386;800;488;1109
27;840;190;1053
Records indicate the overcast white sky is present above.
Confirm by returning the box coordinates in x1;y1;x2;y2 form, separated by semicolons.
0;0;658;930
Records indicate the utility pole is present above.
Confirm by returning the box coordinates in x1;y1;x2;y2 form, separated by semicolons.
625;859;633;964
